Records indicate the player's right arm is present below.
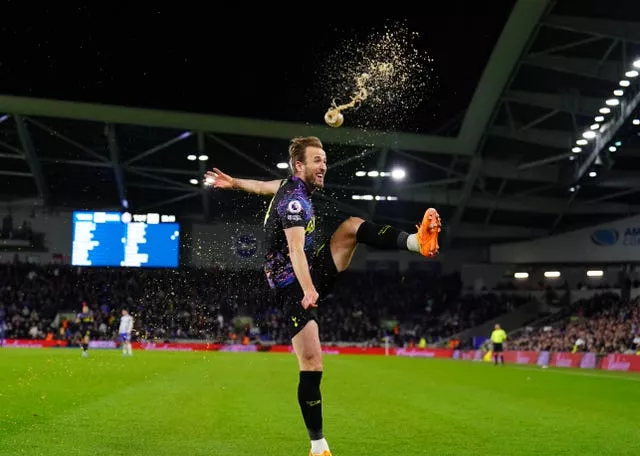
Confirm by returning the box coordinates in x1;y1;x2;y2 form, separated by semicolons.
205;168;282;196
284;226;319;309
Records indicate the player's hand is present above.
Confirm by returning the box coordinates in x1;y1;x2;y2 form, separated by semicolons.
204;168;235;190
301;289;319;309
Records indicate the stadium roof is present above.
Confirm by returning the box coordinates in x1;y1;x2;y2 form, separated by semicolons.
1;2;640;249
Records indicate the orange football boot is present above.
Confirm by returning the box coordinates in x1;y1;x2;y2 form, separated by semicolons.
416;208;441;257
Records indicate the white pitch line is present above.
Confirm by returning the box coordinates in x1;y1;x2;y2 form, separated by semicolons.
511;365;640;382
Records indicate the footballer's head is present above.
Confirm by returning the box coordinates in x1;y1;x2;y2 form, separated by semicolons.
289;136;327;189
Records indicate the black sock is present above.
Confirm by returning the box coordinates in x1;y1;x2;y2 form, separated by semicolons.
356;221;409;250
298;371;323;440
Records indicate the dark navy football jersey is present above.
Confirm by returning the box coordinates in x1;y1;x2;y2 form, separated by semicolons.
263;176;316;288
77;310;94;324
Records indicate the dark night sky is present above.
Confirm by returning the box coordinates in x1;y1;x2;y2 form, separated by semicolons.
0;4;515;134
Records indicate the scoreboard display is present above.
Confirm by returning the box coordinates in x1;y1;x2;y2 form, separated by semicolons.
71;211;179;268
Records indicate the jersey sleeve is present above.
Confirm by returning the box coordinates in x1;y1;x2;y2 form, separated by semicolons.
276;193;309;229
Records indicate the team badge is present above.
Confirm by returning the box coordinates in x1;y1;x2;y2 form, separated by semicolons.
287;200;302;214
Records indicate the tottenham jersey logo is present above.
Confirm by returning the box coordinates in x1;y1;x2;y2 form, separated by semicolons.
287;200;302;214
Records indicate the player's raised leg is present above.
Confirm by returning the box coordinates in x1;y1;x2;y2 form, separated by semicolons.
292;321;331;456
329;208;442;272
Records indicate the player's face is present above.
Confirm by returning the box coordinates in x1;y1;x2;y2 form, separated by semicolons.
82;305;89;313
300;146;327;188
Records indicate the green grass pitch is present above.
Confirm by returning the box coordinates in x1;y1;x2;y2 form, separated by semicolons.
1;348;638;455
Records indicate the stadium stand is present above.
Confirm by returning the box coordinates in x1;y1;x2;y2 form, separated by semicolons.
2;262;639;355
0;263;528;347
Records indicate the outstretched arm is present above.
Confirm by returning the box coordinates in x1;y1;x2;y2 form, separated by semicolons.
205;168;282;196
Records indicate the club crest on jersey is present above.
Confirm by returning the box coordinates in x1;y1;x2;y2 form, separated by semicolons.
287;200;302;214
305;216;316;234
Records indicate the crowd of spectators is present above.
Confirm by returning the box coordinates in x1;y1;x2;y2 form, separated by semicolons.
510;292;640;354
2;263;638;354
0;263;528;347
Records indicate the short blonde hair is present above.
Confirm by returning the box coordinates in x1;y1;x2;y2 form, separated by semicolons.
288;136;323;172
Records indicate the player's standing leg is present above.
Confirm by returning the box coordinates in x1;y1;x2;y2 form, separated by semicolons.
121;333;128;356
81;332;90;357
292;321;330;456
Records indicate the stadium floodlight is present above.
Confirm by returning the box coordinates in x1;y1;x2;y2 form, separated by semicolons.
374;196;387;200
391;168;406;180
590;123;600;130
355;171;366;177
633;119;640;125
613;89;624;97
626;70;639;78
367;171;379;177
619;80;630;87
605;98;620;106
594;116;604;122
276;162;288;169
189;179;198;185
361;194;374;200
589;171;597;177
599;107;611;114
571;147;582;153
569;186;576;192
187;154;197;161
351;195;362;200
609;146;617;152
576;139;588;146
198;155;208;161
387;196;398;201
513;272;529;279
544;271;561;278
582;130;596;139
633;59;640;69
587;270;604;277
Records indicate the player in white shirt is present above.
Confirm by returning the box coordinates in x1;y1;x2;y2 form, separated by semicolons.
119;309;134;356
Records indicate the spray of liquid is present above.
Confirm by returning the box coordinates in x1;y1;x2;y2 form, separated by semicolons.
324;63;396;127
320;22;435;131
